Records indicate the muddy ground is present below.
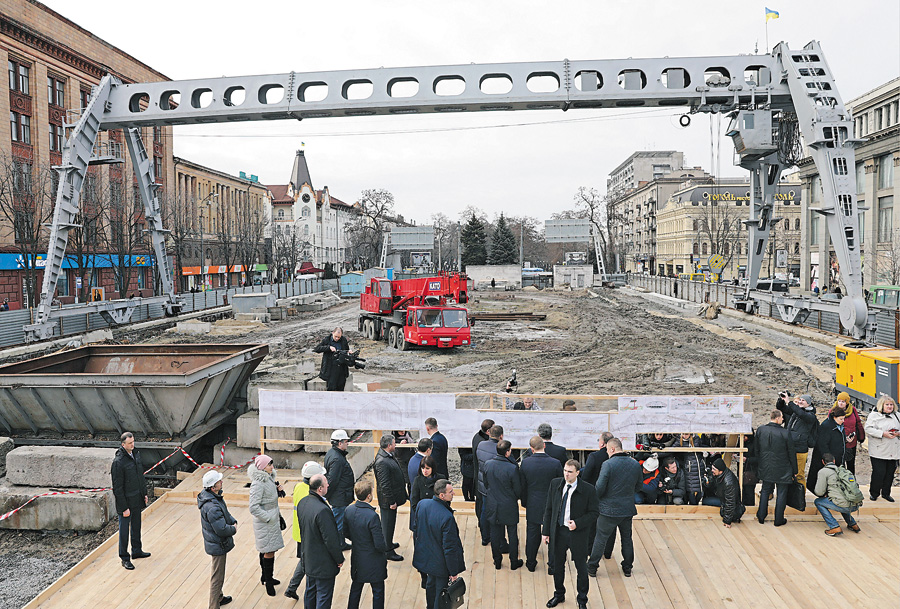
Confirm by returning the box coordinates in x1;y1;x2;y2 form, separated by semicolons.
2;285;893;608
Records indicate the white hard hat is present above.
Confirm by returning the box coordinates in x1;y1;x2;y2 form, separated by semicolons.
301;461;327;478
643;455;659;471
202;470;223;488
331;429;350;442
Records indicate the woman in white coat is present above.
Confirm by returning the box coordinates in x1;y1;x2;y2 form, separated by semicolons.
249;454;285;595
864;395;900;502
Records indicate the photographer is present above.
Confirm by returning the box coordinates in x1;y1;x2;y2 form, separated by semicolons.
313;327;350;391
776;391;818;485
654;457;687;505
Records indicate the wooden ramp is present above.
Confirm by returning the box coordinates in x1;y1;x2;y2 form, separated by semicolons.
24;467;900;609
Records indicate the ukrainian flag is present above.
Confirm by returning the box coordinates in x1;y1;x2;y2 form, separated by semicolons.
765;7;779;21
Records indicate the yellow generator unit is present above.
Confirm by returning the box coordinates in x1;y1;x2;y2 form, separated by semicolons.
835;343;899;412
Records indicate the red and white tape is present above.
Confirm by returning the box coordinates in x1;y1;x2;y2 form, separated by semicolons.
0;443;256;522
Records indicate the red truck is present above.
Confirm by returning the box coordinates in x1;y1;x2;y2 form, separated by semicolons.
359;273;471;350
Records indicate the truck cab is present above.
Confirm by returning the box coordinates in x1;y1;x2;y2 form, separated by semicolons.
402;305;470;348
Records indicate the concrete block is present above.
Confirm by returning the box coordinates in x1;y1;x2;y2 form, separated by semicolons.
6;446;116;489
236;411;304;451
0;437;12;477
268;307;285;321
176;320;211;335
0;482;113;531
216;437;373;479
232;292;276;314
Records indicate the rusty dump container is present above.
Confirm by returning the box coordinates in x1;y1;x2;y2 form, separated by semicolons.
0;344;268;440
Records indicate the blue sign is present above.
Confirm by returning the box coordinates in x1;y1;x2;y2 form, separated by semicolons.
0;253;155;271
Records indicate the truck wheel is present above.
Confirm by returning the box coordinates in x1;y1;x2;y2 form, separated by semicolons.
364;320;373;340
373;322;383;341
398;329;411;351
388;326;397;348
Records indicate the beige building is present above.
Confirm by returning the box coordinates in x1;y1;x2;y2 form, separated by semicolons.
797;77;899;290
656;179;802;280
173;158;271;290
0;1;175;306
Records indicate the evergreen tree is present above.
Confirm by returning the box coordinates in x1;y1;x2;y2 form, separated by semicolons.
460;214;487;268
488;213;518;265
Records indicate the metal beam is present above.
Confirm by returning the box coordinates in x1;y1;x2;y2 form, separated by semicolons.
0;387;37;433
27;387;64;434
98;55;790;129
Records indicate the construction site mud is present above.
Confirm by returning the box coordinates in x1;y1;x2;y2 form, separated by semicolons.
2;286;891;608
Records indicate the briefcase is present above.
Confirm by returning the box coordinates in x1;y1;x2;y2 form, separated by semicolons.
786;481;806;511
439;577;466;609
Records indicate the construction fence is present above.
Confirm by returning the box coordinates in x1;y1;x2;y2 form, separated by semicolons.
0;278;339;349
626;273;900;348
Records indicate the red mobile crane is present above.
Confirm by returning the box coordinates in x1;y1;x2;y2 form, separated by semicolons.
359;273;471;350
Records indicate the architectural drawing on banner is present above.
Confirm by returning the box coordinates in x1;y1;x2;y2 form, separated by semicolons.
618;395;745;414
618;396;672;412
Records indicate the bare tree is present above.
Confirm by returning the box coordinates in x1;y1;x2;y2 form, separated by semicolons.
272;224;304;283
67;167;107;302
160;188;195;292
345;188;395;269
216;198;238;288
0;156;57;307
101;178;149;298
876;232;900;284
236;196;269;285
573;187;617;273
691;198;745;274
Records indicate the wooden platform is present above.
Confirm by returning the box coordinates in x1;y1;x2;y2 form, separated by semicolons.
24;467;900;609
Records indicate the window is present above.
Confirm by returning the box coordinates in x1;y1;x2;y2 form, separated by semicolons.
57;272;69;297
692;219;699;231
875;108;883;131
8;60;29;94
19;115;30;144
878;154;893;190
794;242;800;254
811;175;822;202
878;196;893;242
153;156;162;180
49;124;64;151
277;209;284;219
856;163;865;195
794;218;800;231
80;88;91;110
14;209;33;243
810;214;820;245
47;75;65;106
701;242;708;255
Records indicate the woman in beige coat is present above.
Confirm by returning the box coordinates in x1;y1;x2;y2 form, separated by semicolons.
249;454;285;595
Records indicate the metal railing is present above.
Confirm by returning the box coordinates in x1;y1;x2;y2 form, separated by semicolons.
0;278;339;349
626;273;900;348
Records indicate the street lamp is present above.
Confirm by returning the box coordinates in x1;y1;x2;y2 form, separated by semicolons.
198;192;218;290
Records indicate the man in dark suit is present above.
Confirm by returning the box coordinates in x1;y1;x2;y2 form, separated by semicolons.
754;409;798;526
520;435;563;573
471;418;494;544
542;459;599;609
523;423;568;467
587;438;643;577
581;432;616;563
476;424;506;549
412;479;466;609
343;479;388;609
484;439;524;570
297;474;344;609
425;418;449;479
374;434;408;561
111;431;150;570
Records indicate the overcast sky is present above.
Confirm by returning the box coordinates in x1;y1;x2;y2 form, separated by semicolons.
43;1;899;225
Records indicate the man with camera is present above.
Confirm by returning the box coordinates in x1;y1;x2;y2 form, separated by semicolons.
776;391;818;485
313;327;352;391
654;458;687;505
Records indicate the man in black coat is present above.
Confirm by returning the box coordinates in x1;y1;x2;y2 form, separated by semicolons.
542;459;599;609
297;474;344;609
484;440;524;570
520;435;563;573
425;417;449;479
324;429;356;550
373;434;408;561
581;432;614;486
807;406;847;493
754;409;798;526
522;423;568;467
776;392;817;484
412;480;466;609
710;458;745;527
587;438;642;578
313;327;351;391
471;418;494;543
343;479;388;609
110;432;150;570
476;424;505;548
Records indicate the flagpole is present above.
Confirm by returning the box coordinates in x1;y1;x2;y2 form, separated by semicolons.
765;21;769;54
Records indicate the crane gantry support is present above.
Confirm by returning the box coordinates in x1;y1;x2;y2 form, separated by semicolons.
23;41;875;343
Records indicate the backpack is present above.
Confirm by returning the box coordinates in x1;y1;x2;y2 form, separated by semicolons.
834;465;864;507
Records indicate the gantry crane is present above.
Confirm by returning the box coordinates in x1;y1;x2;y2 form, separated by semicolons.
24;41;875;344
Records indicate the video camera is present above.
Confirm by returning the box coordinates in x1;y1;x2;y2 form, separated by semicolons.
334;349;366;370
505;369;517;393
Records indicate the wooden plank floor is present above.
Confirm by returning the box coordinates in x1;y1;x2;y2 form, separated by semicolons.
25;468;900;609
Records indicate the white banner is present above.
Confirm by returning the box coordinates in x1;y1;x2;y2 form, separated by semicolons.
484;411;610;450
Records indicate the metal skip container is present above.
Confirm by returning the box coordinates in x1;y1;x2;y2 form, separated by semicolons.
0;344;269;442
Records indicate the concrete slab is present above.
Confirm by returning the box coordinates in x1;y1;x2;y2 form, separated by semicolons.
175;320;211;335
0;480;113;530
232;292;276;314
236;412;303;451
6;446;116;489
216;435;373;479
0;437;12;477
